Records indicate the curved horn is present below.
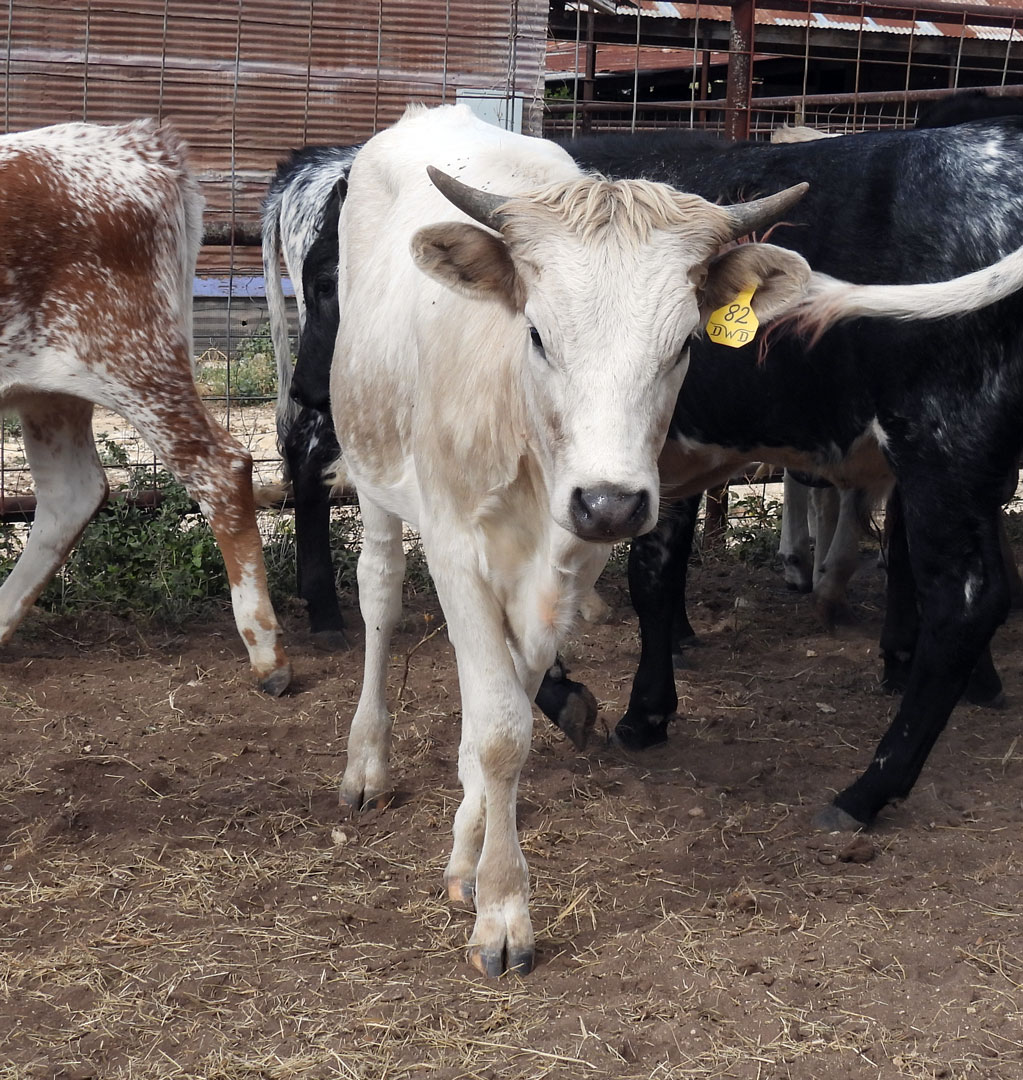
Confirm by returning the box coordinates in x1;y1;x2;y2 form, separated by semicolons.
724;182;809;240
426;165;512;230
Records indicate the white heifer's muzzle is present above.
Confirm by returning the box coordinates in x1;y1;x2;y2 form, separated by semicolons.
568;483;654;542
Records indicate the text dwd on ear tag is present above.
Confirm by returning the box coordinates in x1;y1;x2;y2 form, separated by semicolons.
706;287;759;348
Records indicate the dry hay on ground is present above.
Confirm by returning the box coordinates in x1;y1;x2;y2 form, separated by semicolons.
1;541;1023;1079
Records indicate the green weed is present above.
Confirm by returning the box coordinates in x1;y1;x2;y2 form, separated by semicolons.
725;489;783;567
36;470;229;622
196;324;279;401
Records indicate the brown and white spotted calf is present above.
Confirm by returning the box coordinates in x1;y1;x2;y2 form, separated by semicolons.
0;118;290;694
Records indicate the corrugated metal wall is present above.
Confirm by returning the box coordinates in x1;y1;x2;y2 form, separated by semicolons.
0;1;547;500
2;0;548;273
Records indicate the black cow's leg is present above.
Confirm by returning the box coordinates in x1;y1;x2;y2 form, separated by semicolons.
879;488;917;695
534;656;598;749
881;487;1003;706
285;405;348;644
818;472;1010;830
615;494;702;750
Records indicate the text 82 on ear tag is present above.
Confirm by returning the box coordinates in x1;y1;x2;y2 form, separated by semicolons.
706;287;759;348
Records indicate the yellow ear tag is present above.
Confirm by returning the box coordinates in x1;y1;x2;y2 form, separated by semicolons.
705;287;759;348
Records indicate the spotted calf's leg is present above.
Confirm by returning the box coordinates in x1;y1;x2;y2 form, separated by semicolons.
122;375;290;696
0;396;108;640
338;496;405;810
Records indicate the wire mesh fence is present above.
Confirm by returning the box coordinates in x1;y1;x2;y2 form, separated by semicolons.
0;0;546;518
2;0;1022;523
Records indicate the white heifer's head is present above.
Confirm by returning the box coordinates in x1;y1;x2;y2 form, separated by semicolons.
412;168;810;542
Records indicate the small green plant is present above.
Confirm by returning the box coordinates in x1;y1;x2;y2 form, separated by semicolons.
725;489;783;567
35;468;230;623
196;324;279;401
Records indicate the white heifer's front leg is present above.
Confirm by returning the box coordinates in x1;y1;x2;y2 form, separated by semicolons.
430;556;535;977
339;497;405;809
0;396;108;640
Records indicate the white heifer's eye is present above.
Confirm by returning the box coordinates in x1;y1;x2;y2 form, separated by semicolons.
529;326;547;358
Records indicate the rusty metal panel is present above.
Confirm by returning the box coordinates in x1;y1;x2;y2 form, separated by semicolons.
2;0;547;222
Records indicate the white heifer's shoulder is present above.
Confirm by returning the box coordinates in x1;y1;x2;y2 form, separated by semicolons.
333;106;563;505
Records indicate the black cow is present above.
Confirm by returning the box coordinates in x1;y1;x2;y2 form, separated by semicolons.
915;88;1023;129
564;117;1023;830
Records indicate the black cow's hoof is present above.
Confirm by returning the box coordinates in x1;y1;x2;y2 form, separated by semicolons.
310;628;350;652
813;803;868;832
613;714;671;751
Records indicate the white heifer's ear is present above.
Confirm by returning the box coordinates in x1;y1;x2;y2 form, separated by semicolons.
411;222;523;310
699;243;812;324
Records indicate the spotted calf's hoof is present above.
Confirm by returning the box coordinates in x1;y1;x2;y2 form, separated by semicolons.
812;803;869;833
258;663;292;697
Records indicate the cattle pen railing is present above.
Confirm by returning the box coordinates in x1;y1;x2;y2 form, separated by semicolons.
4;0;1023;541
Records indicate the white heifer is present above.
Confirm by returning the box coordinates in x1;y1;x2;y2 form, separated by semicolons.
0;120;290;694
330;104;813;977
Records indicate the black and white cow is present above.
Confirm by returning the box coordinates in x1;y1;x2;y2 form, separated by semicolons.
777;89;1023;611
915;88;1023;129
262;144;359;644
563;117;1023;830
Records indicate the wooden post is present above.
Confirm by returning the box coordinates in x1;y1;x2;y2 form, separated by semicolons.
706;1;756;545
725;0;754;142
703;484;730;548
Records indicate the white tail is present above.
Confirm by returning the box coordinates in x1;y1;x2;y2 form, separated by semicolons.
787;243;1023;344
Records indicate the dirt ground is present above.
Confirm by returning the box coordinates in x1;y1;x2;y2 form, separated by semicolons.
2;532;1022;1080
